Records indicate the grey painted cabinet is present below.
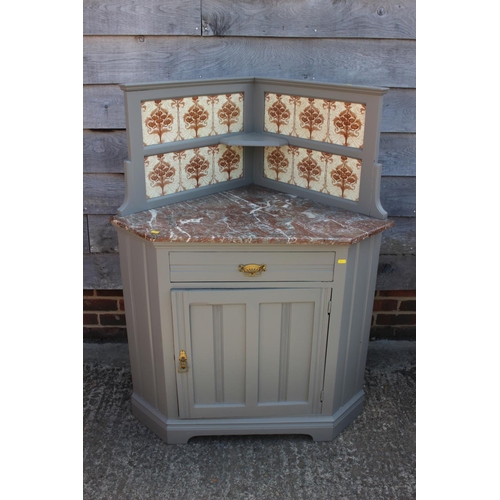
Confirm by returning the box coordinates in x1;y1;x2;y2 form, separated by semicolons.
110;78;394;443
113;222;388;444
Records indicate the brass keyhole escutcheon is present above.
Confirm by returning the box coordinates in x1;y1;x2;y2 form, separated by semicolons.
178;350;188;373
238;263;266;277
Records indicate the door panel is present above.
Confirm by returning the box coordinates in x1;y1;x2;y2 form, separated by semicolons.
187;303;248;407
258;301;315;404
171;288;330;419
284;301;315;402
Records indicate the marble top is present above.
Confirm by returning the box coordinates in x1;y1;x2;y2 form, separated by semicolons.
110;185;393;246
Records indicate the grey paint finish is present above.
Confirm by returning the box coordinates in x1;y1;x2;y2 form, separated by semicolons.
131;391;364;444
171;288;329;419
169;251;336;282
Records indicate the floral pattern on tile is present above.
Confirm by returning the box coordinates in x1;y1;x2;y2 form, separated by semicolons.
264;146;362;201
141;94;244;145
264;93;366;149
145;145;244;199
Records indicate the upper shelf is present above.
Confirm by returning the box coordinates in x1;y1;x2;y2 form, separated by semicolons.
117;77;389;219
219;133;288;147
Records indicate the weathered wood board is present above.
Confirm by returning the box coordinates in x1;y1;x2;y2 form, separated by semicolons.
83;85;125;130
84;0;416;39
381;218;416;255
83;130;127;173
83;36;415;87
88;215;120;254
83;173;125;215
83;0;201;35
84;253;123;289
380;177;416;217
201;0;416;39
376;254;416;290
379;134;416;176
83;215;90;253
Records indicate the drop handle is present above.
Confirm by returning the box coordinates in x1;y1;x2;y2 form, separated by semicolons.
238;263;266;277
178;350;188;373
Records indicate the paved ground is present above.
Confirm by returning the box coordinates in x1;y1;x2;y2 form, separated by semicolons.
83;340;416;499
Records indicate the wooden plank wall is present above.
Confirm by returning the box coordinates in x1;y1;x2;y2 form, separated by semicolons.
83;0;416;290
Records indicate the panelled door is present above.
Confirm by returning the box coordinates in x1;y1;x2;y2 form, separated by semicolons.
171;288;331;419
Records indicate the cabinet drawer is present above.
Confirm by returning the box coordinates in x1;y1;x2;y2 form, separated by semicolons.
169;251;335;282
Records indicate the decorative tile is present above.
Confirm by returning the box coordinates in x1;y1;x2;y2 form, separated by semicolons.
145;145;244;199
264;93;366;148
264;146;362;201
141;93;244;145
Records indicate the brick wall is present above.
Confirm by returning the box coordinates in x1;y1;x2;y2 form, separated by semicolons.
83;289;416;341
83;290;127;341
371;290;416;340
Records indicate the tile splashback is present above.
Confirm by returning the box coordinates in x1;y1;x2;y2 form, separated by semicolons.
264;93;366;148
141;93;244;145
145;145;244;199
264;146;362;202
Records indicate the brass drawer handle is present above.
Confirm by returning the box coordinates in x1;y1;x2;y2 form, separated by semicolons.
178;350;188;373
238;263;266;277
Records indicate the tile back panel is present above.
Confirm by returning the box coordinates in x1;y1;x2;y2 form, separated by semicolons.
145;145;244;199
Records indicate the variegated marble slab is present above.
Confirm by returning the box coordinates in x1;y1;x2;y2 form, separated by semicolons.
111;185;393;245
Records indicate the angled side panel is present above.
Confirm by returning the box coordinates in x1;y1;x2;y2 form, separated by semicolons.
116;230;158;407
330;234;382;410
116;230;143;398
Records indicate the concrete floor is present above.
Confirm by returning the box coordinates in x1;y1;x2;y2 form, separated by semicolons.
83;340;416;499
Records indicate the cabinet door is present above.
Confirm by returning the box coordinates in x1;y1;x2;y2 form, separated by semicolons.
171;288;330;419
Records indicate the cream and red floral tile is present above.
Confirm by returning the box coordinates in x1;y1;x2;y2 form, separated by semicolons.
264;93;365;148
145;145;244;199
264;146;362;201
141;94;244;145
